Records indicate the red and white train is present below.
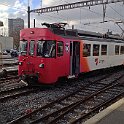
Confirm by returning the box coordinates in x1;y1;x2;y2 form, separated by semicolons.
18;23;124;85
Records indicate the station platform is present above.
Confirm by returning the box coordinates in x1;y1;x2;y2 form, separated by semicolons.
1;66;18;72
84;98;124;124
0;66;18;75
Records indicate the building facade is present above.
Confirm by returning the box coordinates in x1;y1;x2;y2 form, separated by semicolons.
8;18;24;49
0;36;13;51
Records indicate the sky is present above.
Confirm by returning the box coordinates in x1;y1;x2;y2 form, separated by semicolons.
0;0;124;36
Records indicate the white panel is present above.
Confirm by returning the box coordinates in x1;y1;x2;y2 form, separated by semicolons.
82;39;124;71
0;36;13;51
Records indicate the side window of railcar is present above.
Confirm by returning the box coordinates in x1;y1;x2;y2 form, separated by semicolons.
101;45;107;55
57;41;64;57
20;40;27;55
120;46;124;54
83;44;91;57
115;45;120;55
93;44;100;56
37;40;56;58
37;41;44;56
29;40;35;55
46;41;56;57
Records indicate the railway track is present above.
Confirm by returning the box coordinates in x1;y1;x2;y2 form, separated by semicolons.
7;70;124;124
0;76;23;93
0;75;18;81
0;86;38;102
0;63;18;67
0;69;18;80
0;67;19;92
0;65;114;101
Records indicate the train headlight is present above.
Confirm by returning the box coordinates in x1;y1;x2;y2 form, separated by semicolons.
18;62;22;65
39;63;44;68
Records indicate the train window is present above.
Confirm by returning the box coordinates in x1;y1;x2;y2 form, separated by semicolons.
83;44;91;57
101;45;107;55
115;45;120;55
29;40;35;55
120;46;124;54
37;41;44;56
93;44;100;56
37;40;56;58
57;41;64;57
20;40;27;55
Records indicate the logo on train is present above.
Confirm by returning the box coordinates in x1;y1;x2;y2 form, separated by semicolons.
95;58;105;65
95;58;99;65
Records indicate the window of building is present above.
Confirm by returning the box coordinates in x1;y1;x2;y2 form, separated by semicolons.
93;44;100;56
115;45;120;55
29;40;35;55
83;44;91;57
120;46;124;54
57;41;64;57
101;45;107;55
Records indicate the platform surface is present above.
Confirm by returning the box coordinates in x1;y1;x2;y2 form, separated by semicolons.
84;98;124;124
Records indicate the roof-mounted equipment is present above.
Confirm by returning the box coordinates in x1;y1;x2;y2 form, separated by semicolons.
42;22;67;29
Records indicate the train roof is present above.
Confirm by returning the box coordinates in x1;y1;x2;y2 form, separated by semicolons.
50;28;124;43
21;23;124;43
42;23;124;41
76;29;124;40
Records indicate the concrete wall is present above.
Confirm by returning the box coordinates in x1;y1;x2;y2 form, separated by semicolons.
0;36;13;51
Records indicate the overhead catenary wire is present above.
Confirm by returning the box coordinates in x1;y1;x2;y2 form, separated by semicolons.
59;0;123;23
79;22;123;33
1;1;123;23
36;0;123;33
32;12;68;22
108;4;124;18
39;0;122;36
1;0;123;34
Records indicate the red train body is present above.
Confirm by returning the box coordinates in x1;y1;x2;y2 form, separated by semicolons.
18;23;124;85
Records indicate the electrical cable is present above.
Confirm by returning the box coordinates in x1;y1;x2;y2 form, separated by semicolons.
108;4;124;18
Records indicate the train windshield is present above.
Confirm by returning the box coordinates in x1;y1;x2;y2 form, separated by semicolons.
20;40;28;55
37;40;56;58
29;40;35;55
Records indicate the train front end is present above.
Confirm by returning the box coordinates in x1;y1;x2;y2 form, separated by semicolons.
18;28;58;85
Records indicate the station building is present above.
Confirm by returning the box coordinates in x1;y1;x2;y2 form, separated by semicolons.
0;36;13;52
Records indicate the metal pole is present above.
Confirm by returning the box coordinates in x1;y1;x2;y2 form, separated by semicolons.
103;3;106;22
34;19;36;28
28;6;30;28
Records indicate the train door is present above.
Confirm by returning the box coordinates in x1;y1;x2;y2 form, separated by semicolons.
70;41;80;77
27;40;35;73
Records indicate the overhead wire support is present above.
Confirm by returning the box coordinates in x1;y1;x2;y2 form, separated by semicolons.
103;3;107;22
30;0;124;14
28;6;30;28
115;21;124;37
27;0;124;28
